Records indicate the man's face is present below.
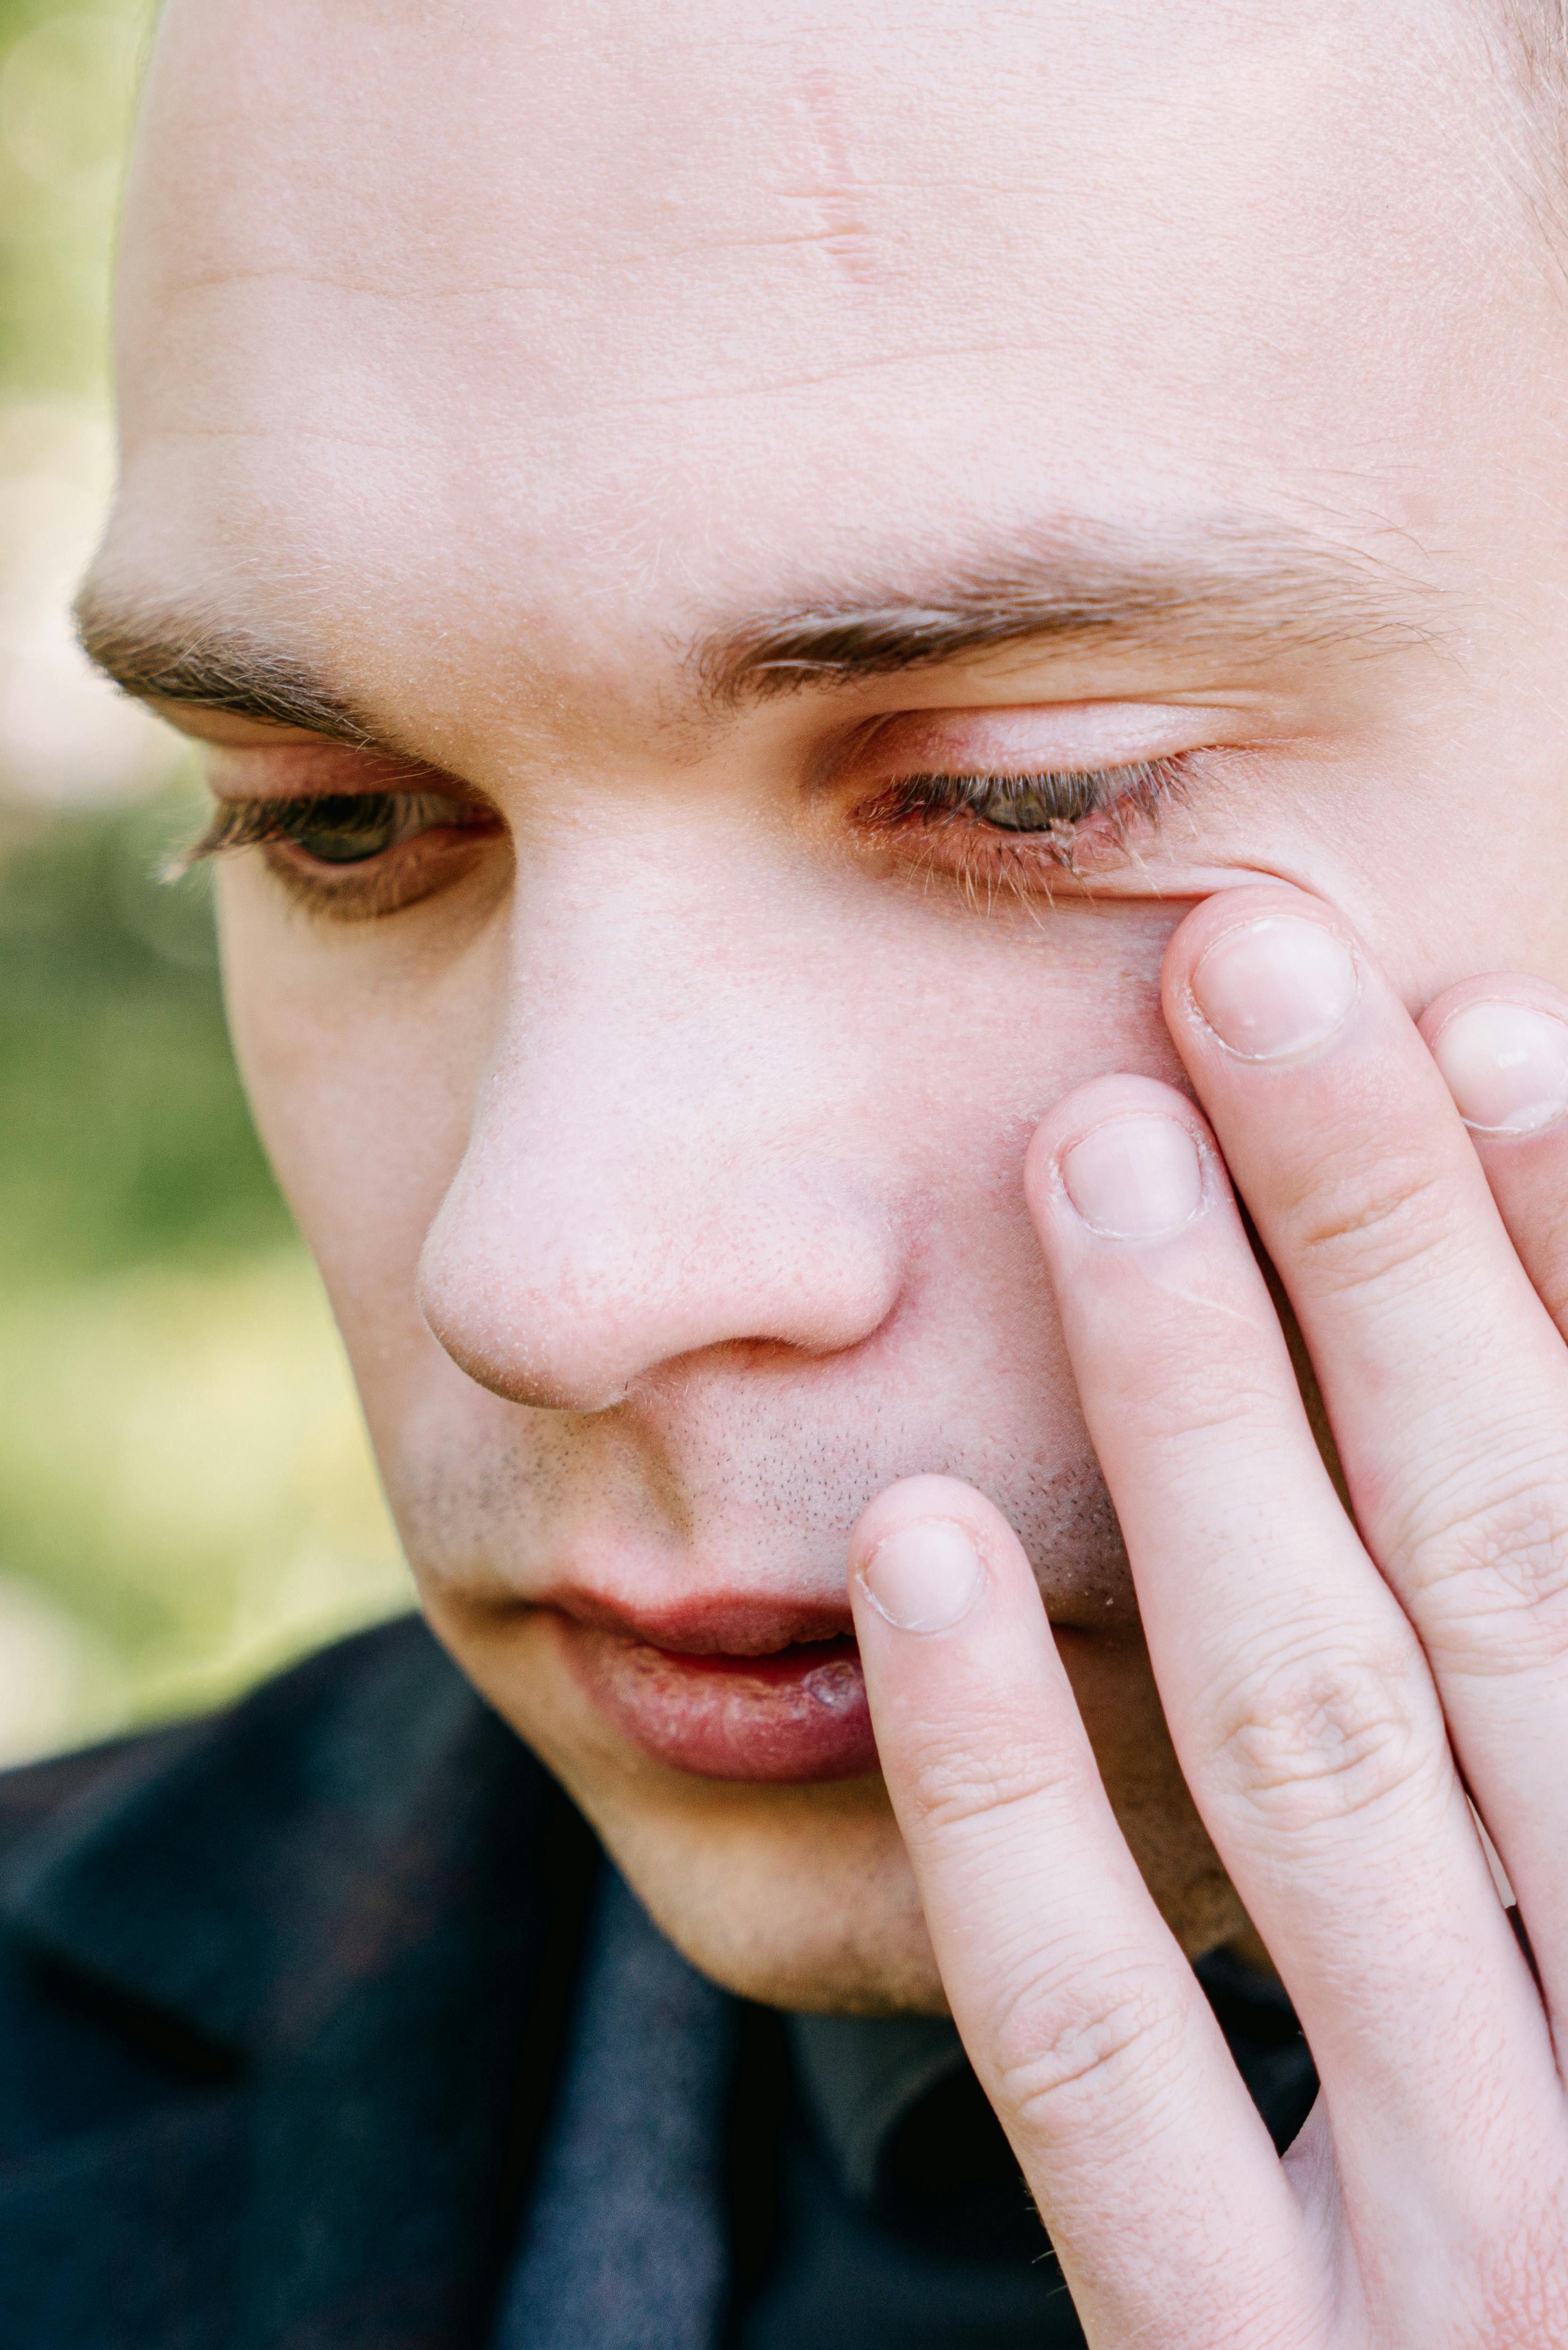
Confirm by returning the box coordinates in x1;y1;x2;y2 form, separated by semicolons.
86;0;1568;2007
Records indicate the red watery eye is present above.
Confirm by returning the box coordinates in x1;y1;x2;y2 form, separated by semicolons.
858;753;1191;878
884;756;1184;836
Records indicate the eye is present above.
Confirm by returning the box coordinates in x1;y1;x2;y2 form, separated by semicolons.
177;787;503;918
187;790;483;864
948;771;1113;832
283;795;421;863
892;758;1178;835
864;755;1188;873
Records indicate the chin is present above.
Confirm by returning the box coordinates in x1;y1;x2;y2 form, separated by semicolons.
426;1595;950;2012
584;1770;952;2017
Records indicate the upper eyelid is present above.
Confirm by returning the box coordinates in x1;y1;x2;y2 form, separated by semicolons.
200;771;495;827
202;719;1221;798
865;739;1215;781
883;755;1181;783
198;734;464;786
836;702;1239;779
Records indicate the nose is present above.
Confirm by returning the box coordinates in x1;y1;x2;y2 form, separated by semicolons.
416;838;905;1413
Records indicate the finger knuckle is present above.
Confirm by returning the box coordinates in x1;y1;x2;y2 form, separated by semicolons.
1207;1637;1439;1835
901;1725;1083;1841
984;1958;1187;2141
1283;1152;1456;1296
1147;1368;1294;1456
1394;1476;1568;1675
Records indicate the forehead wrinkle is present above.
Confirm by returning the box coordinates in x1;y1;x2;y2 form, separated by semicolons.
697;514;1448;708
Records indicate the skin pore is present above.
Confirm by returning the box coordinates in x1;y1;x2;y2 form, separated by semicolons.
80;0;1568;2013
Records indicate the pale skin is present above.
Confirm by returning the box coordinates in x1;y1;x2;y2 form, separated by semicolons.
78;0;1568;2334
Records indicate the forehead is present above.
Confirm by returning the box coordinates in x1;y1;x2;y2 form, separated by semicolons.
103;0;1528;702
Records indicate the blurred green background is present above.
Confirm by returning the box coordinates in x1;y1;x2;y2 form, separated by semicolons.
0;1;411;1762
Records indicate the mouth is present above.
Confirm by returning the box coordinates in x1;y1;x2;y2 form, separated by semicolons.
554;1598;878;1783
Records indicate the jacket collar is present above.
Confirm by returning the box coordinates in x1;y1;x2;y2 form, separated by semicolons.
0;1617;595;2348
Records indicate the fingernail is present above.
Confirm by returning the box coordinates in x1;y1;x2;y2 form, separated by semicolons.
1431;1000;1568;1135
860;1520;985;1632
1190;917;1359;1060
1061;1115;1204;1240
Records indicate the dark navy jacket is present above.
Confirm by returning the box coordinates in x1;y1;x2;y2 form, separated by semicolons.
0;1617;593;2350
0;1615;1318;2350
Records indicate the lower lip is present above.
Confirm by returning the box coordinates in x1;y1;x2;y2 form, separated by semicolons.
563;1622;879;1782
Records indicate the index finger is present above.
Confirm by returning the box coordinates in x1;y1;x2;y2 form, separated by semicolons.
848;1473;1308;2348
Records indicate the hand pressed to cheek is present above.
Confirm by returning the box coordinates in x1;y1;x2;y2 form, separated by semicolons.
850;889;1568;2346
1031;1078;1547;2187
1162;890;1568;2017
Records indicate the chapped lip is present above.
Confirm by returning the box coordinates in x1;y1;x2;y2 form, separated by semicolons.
542;1584;876;1781
536;1586;857;1659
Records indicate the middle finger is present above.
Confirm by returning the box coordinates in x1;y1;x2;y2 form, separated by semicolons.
1161;883;1568;2010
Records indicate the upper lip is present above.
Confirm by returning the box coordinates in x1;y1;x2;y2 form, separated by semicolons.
540;1586;856;1657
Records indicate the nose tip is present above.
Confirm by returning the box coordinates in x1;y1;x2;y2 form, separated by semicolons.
416;1169;904;1415
417;1284;633;1415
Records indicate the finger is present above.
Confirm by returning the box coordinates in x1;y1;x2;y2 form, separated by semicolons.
1021;1079;1559;2252
1420;975;1568;1332
849;1473;1311;2348
1159;886;1568;2013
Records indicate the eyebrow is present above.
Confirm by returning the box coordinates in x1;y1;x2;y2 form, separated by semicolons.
75;519;1437;744
74;595;381;745
701;523;1437;703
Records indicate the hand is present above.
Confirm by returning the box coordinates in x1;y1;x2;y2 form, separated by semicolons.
850;884;1568;2348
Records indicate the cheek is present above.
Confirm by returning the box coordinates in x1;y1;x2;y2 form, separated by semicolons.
902;897;1192;1162
886;896;1190;1410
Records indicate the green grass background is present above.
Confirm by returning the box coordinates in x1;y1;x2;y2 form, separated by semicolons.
0;1;411;1761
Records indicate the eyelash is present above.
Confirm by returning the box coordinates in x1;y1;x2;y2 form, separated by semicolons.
184;791;482;861
180;754;1191;919
858;754;1190;877
179;790;501;917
